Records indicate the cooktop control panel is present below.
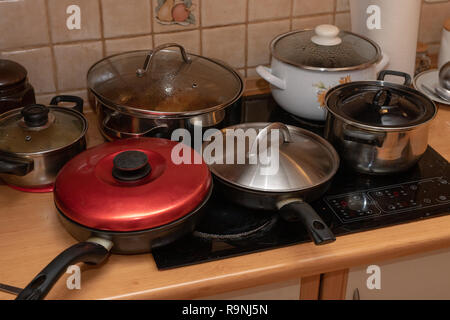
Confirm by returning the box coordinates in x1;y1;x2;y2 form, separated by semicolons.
325;177;450;223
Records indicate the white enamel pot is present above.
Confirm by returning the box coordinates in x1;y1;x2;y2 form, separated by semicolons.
257;25;389;121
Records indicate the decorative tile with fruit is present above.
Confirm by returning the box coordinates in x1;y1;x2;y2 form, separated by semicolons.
155;0;195;26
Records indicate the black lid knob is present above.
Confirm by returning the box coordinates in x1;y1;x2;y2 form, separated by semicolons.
21;104;49;127
112;151;151;181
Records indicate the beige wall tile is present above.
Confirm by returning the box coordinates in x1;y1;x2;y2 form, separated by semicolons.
202;25;246;68
247;20;291;66
0;0;49;50
59;89;93;111
48;0;101;43
36;93;58;105
246;67;260;77
336;0;350;12
419;2;450;43
54;41;103;91
154;30;200;54
248;0;292;21
293;0;334;16
201;0;246;27
153;0;199;33
335;12;351;31
102;0;152;38
105;35;153;56
292;14;333;30
1;47;56;94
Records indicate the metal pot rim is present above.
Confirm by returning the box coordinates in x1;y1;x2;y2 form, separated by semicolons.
0;106;88;156
206;123;341;193
87;50;245;118
325;80;438;131
270;29;383;72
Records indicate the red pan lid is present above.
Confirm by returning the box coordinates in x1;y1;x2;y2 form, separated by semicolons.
54;138;211;232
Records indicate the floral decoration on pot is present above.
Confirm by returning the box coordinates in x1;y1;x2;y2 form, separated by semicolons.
314;75;352;107
156;0;195;26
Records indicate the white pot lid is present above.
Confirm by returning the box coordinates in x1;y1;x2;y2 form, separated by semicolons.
271;25;382;72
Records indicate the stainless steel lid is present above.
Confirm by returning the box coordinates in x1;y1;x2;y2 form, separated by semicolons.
203;122;340;193
0;104;87;154
271;25;382;71
325;70;437;130
87;43;244;116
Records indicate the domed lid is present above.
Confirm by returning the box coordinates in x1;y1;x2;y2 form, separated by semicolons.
325;71;437;130
203;123;339;193
271;25;382;71
54;138;212;232
0;59;27;87
0;104;87;154
87;43;244;116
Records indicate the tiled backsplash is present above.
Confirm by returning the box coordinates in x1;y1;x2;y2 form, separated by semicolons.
0;0;449;106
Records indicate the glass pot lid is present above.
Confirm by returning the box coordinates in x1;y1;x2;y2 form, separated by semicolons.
325;71;437;130
87;43;244;115
0;104;87;154
203;122;339;193
271;25;382;71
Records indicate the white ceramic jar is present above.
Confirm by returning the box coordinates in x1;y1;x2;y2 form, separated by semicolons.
256;25;389;121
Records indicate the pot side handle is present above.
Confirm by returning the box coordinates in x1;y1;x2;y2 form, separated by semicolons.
0;154;34;176
50;95;84;113
256;66;286;90
15;239;112;300
375;52;390;75
343;124;386;147
279;200;336;245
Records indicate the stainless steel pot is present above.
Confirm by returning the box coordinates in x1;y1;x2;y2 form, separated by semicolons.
0;95;87;191
87;43;244;141
325;70;437;174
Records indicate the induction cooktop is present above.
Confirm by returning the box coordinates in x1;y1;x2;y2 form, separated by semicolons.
152;94;450;270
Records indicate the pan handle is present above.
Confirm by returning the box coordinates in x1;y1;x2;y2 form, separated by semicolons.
279;200;336;245
16;238;112;300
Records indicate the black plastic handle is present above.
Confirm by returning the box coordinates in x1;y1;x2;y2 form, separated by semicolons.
50;95;84;113
15;241;110;300
0;154;33;176
21;104;49;127
372;89;392;107
279;200;336;245
377;70;412;86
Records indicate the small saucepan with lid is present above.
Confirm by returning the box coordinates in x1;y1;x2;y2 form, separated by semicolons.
0;95;87;192
324;70;437;174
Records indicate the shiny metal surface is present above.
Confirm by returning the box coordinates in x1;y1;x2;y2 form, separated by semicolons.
325;76;437;174
87;47;244;116
325;80;436;131
270;29;382;72
204;122;340;193
54;138;212;232
0;105;88;190
95;96;242;141
0;139;86;190
325;115;431;174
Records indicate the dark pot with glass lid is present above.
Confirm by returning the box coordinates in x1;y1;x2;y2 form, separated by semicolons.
324;70;437;175
0;96;87;192
87;43;244;141
0;59;36;114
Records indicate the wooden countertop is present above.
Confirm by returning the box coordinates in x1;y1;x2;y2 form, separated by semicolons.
1;84;450;300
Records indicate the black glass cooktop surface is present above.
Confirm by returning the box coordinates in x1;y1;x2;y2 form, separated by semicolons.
152;95;450;270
